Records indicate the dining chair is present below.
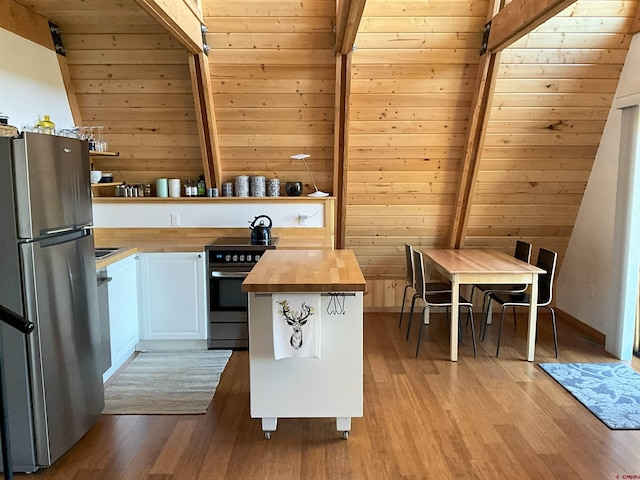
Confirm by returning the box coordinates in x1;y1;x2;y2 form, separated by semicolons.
399;243;418;331
411;249;477;358
486;248;558;358
470;240;532;339
399;244;451;334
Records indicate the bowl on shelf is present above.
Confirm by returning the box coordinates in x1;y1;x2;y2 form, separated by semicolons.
285;181;303;196
90;170;102;184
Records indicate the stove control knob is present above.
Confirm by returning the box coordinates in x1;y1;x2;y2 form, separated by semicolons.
225;254;231;262
232;254;238;262
239;254;245;262
255;253;261;262
246;254;252;262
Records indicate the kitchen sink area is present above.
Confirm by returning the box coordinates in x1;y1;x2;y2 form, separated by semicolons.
94;247;137;270
95;247;127;259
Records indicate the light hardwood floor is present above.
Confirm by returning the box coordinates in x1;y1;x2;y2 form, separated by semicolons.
9;312;640;479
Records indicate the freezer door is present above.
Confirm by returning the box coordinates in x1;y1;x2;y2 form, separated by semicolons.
12;133;92;239
20;230;104;468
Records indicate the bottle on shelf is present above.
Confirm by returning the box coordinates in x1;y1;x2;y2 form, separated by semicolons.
184;179;192;197
197;175;206;197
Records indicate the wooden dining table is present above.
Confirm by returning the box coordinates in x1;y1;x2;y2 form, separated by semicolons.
420;248;546;362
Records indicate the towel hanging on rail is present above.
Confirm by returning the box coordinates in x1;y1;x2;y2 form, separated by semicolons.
272;293;321;360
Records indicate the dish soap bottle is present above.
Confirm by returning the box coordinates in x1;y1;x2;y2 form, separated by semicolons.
38;115;56;135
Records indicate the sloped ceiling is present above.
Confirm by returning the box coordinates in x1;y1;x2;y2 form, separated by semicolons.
348;0;638;278
14;0;203;186
9;0;640;287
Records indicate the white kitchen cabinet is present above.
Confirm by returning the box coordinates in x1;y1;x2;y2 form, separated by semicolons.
102;254;139;382
137;252;207;341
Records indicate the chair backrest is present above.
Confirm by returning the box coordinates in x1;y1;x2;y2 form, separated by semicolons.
412;248;426;299
405;243;414;286
514;240;532;263
535;248;558;306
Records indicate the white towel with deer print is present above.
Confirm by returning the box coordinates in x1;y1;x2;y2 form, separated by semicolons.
272;293;321;360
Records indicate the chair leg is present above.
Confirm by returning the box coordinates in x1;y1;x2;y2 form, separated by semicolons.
480;293;490;341
547;306;559;358
466;286;477;328
512;306;517;330
405;294;418;341
398;284;409;329
467;307;477;358
496;306;507;357
416;306;427;357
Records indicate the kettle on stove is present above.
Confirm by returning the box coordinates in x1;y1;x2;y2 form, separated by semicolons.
249;215;272;245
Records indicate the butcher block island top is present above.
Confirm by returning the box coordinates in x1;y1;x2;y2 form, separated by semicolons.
242;249;366;293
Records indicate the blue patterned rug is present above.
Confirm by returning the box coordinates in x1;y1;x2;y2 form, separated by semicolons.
538;362;640;430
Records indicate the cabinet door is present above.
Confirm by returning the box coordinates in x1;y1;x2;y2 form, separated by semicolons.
137;252;206;340
103;255;139;382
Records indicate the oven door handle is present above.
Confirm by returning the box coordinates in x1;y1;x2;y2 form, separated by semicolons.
211;271;251;278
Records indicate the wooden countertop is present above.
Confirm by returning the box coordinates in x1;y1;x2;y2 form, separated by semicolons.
95;247;138;269
242;249;366;293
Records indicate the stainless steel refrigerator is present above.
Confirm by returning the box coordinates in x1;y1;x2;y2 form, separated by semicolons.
0;132;104;473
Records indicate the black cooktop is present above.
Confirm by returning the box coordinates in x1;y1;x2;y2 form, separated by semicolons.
206;236;280;249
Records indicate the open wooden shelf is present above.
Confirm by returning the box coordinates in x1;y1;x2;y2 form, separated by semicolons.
89;150;119;157
91;182;124;187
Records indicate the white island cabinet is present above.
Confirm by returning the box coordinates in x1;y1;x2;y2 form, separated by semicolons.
242;249;366;439
102;254;139;382
137;252;207;347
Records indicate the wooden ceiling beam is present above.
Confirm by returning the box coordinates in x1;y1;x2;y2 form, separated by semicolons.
334;52;352;249
630;2;640;35
0;0;53;50
336;0;367;55
135;0;204;53
189;52;222;190
448;0;504;248
334;1;365;248
486;0;577;53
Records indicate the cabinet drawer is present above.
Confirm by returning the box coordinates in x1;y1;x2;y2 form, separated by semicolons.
209;322;248;340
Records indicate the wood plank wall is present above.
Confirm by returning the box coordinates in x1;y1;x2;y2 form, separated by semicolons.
350;0;489;309
467;0;636;262
21;0;204;187
201;0;336;193
351;0;636;310
14;0;638;311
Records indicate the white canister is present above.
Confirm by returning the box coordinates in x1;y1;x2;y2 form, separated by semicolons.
156;178;168;197
168;178;181;197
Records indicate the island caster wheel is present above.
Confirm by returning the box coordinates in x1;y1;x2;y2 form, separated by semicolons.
342;431;349;440
264;431;272;440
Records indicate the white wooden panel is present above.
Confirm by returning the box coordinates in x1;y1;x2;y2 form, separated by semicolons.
92;201;326;228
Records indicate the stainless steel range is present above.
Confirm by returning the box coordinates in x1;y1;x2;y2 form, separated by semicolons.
205;236;279;349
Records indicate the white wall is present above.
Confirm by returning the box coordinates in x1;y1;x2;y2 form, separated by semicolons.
556;33;640;335
0;28;73;130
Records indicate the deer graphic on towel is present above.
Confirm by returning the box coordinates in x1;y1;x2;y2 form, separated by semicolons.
277;300;314;349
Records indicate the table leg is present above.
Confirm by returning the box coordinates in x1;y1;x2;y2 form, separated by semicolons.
450;277;459;362
526;274;538;361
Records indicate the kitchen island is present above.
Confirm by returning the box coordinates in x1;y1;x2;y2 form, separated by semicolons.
242;249;366;439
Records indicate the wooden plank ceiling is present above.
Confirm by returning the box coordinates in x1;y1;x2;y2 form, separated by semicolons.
348;0;637;286
14;0;204;187
10;0;640;305
202;0;336;191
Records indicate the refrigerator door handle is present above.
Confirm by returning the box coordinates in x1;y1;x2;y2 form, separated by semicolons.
42;226;76;236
